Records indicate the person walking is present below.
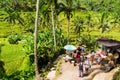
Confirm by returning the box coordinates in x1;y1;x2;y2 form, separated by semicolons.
72;50;77;66
81;54;85;62
79;61;84;77
76;51;81;63
84;57;91;74
97;54;101;64
91;50;95;65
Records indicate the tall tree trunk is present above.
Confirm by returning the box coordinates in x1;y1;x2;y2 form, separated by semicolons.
34;0;40;80
51;5;56;48
67;18;70;44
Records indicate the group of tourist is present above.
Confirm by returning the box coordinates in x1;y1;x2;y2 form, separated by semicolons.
64;45;118;78
70;46;110;77
72;47;92;77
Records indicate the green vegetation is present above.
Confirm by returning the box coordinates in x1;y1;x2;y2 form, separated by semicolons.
55;59;62;77
0;0;120;79
1;39;26;74
8;34;22;44
113;70;120;80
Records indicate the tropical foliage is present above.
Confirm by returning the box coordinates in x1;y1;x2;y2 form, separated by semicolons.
113;70;120;80
8;34;22;44
0;0;120;79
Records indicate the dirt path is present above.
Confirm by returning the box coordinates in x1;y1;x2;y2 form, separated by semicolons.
47;60;118;80
56;62;79;80
55;61;101;80
93;67;118;80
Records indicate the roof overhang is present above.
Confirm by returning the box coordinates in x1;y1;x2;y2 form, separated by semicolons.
97;38;120;47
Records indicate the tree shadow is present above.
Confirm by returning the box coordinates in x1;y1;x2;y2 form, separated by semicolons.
0;60;6;78
91;66;101;71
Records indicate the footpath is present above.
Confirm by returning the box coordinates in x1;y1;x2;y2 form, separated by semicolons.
47;60;119;80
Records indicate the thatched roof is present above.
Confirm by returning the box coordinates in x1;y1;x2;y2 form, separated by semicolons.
97;38;120;47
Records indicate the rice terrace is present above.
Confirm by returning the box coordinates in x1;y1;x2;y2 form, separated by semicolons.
0;0;120;80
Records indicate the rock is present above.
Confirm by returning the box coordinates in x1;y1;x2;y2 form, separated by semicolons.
47;70;56;80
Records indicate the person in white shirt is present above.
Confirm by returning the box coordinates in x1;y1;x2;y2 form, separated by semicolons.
84;57;91;74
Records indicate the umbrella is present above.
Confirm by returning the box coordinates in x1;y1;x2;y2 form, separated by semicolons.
64;45;77;51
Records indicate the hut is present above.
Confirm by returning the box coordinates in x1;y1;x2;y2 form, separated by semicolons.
97;37;120;64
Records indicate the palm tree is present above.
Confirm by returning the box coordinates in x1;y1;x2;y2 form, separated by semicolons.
1;0;24;34
51;5;57;49
39;1;51;29
74;16;84;38
111;1;120;28
39;0;57;49
98;12;110;33
49;0;57;48
85;0;94;10
44;0;65;48
58;0;74;44
85;13;94;35
34;0;40;80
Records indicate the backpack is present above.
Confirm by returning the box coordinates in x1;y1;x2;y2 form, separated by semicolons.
79;63;83;70
81;55;84;62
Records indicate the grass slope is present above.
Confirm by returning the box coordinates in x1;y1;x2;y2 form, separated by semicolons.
0;38;26;74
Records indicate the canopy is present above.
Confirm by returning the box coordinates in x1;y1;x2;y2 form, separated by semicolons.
97;38;120;47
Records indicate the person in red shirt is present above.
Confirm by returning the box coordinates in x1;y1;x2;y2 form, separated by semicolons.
72;50;77;66
76;51;81;63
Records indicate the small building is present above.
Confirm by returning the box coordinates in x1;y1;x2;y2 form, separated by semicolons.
97;37;120;64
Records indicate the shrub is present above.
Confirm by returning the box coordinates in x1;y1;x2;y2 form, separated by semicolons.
79;34;98;52
7;68;35;80
113;70;120;80
0;61;6;79
55;59;62;77
8;35;21;44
